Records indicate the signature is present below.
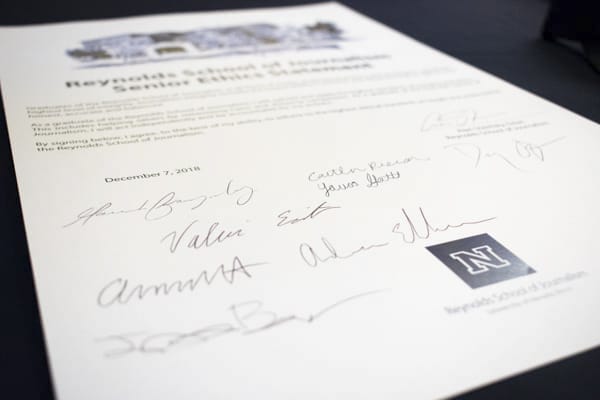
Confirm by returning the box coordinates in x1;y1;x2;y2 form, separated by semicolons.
161;220;244;253
367;157;430;171
308;157;429;182
392;207;496;244
97;256;267;308
421;110;478;132
308;166;366;182
444;137;565;171
96;289;387;357
277;201;340;227
63;180;254;227
514;137;563;161
366;170;401;188
317;180;360;197
299;237;389;267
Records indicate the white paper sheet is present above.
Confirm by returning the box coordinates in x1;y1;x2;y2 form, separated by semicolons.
1;3;599;399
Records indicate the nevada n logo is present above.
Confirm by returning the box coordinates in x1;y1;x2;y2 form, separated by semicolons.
426;233;535;288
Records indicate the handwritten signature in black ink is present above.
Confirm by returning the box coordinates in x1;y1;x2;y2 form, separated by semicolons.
444;136;565;171
299;237;389;267
421;110;477;132
96;289;388;357
64;180;254;227
96;256;267;308
161;221;244;253
392;207;496;244
277;201;340;227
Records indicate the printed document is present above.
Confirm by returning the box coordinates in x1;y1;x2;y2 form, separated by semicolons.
1;3;599;399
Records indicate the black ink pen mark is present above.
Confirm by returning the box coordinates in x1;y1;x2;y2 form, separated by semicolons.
444;136;565;172
421;110;477;132
234;289;389;334
367;157;430;171
308;289;388;321
391;207;496;244
63;179;254;227
144;180;254;220
95;332;146;358
365;170;401;188
277;201;340;227
308;166;366;182
161;220;244;253
444;143;525;171
96;289;388;357
514;136;565;161
309;156;430;184
317;181;359;197
489;152;525;171
96;256;267;307
299;237;389;267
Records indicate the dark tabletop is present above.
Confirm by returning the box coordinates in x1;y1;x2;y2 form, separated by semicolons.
1;1;599;398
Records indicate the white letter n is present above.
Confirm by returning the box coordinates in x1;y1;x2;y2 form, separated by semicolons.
449;245;510;275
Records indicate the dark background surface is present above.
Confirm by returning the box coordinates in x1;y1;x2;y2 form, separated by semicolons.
0;1;599;398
